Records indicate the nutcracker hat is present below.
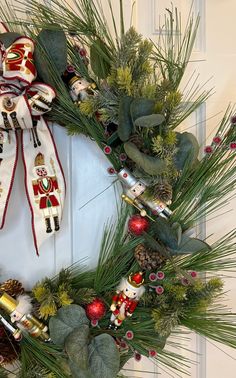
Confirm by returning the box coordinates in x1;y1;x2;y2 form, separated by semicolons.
128;272;144;288
34;152;45;167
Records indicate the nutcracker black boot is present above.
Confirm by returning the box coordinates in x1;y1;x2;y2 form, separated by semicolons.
53;216;60;231
45;218;52;233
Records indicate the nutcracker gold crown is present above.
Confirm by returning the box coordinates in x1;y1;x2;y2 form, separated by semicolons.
128;272;144;287
0;292;17;313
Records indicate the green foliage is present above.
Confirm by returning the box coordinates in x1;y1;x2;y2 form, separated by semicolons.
172;107;236;229
174;132;200;171
118;96;133;141
0;31;22;47
20;335;66;378
49;305;120;378
65;326;90;368
149;217;210;255
152;277;224;338
33;269;74;319
90;39;111;79
49;305;89;346
130;98;155;121
35;26;67;84
0;368;8;378
168;230;236;273
124;141;167;175
134;114;165;128
88;334;120;378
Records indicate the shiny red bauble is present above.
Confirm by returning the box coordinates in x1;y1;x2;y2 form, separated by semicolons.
128;215;149;235
85;298;106;320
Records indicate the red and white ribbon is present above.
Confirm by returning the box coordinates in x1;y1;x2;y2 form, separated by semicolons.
0;36;65;255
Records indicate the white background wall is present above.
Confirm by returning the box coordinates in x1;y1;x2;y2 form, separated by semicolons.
0;0;236;377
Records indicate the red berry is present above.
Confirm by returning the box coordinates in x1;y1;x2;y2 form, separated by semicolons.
181;278;190;286
103;145;112;155
128;215;149;236
120;341;128;349
204;145;213;154
149;350;157;358
190;271;197;278
149;273;157;282
213;136;222;144
134;352;142;361
107;167;115;175
231;115;236;124
119;153;127;161
125;330;134;340
230;141;236;150
156;286;164;295
157;271;165;280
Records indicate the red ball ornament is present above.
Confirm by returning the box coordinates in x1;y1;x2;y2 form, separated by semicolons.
85;298;106;321
128;215;149;235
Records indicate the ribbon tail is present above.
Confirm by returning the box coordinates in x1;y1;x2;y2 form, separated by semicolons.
0;130;18;229
22;119;65;255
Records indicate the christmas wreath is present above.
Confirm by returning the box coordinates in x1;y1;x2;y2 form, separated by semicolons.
0;1;236;377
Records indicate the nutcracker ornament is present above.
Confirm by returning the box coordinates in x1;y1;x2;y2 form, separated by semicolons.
32;152;61;233
63;67;97;104
117;168;172;219
0;292;49;341
109;272;145;329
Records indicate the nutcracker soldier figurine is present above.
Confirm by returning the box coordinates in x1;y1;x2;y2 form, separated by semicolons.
32;152;61;233
0;292;49;341
109;272;145;329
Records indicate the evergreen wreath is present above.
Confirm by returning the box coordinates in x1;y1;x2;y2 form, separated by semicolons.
0;1;236;377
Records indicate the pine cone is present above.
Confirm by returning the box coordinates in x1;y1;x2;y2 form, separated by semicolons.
0;326;19;366
0;279;25;297
153;182;173;204
134;244;167;271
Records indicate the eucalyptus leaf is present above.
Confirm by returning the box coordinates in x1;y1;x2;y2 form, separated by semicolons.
174;132;199;170
0;32;22;48
118;96;133;141
171;222;182;246
152;218;179;249
88;334;120;378
49;305;89;346
65;325;90;368
35;26;67;84
170;234;211;255
90;39;111;79
130;98;155;121
124;142;166;175
134;114;165;128
69;361;92;378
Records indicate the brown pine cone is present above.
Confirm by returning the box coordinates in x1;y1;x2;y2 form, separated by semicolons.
134;244;167;271
153;182;173;204
0;279;25;297
0;326;19;365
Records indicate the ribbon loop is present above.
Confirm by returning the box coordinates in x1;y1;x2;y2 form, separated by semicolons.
0;36;65;255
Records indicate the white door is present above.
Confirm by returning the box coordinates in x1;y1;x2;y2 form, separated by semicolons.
0;1;235;377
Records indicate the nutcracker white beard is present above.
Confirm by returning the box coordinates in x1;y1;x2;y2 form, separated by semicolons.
0;36;65;254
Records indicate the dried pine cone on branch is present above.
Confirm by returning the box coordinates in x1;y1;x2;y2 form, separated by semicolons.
0;279;24;298
0;326;19;366
153;182;173;204
134;244;167;271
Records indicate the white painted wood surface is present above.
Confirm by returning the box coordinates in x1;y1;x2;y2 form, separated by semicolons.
0;0;236;377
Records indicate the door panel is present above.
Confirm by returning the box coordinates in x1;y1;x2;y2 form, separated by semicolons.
0;1;235;377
